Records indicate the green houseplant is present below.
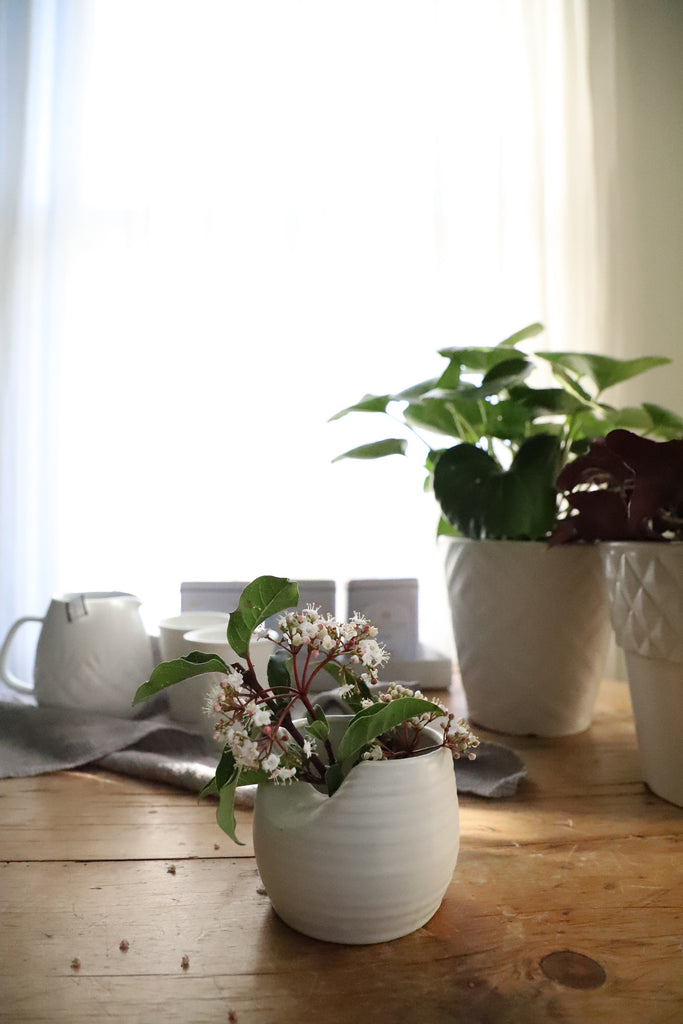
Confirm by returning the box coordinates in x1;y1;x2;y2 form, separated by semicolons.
330;325;683;736
134;575;478;943
551;429;683;806
331;323;682;539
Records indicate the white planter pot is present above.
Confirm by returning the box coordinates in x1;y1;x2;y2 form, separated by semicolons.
443;539;611;736
601;542;683;808
253;718;459;944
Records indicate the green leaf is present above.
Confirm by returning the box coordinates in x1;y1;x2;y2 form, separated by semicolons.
331;438;408;463
538;352;670;395
317;659;345;687
325;762;345;797
507;385;588;418
216;775;244;845
267;652;292;691
199;775;219;800
215;747;237;790
433;444;501;539
435;346;523;375
133;652;231;706
328;393;392;421
227;576;299;658
480;398;537;442
336;697;445;762
567;401;683;444
436;515;459;537
477;356;533;395
307;717;330;742
545;363;596;405
404;396;483;440
433;435;561;540
232;766;264;786
392;377;441;401
641;402;683;439
498;322;544;347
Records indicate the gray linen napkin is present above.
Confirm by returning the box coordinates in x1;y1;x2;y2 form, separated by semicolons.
0;689;526;799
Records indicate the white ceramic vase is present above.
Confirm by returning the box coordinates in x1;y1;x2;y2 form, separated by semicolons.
601;542;683;808
442;539;612;736
253;718;460;944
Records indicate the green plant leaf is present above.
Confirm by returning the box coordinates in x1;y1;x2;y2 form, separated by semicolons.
641;402;683;439
538;352;670;395
435;345;523;375
404;396;483;440
336;697;445;762
498;322;544;347
481;398;536;442
331;438;408;462
132;652;231;706
215;746;237;790
307;717;330;742
267;652;292;691
436;514;459;537
507;385;588;418
216;775;244;845
227;576;299;658
328;393;392;421
233;766;263;786
392;377;441;401
433;435;561;540
198;775;219;799
545;362;596;404
325;762;345;796
477;356;533;395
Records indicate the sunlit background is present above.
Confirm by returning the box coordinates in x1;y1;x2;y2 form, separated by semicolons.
2;0;682;670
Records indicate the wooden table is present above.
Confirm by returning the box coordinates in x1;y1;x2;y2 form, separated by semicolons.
1;680;682;1024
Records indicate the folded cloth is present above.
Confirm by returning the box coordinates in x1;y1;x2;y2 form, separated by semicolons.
0;688;526;799
0;699;208;778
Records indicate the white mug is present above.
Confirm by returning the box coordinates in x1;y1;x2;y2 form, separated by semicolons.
158;611;230;662
163;620;275;744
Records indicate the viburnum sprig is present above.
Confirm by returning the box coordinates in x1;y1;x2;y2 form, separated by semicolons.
206;604;392;788
358;682;478;762
133;575;478;844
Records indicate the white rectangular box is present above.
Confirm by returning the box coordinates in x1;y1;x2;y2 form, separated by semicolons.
345;578;419;661
180;580;337;624
180;582;249;614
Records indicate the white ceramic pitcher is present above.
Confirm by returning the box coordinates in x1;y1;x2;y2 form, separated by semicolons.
0;592;155;717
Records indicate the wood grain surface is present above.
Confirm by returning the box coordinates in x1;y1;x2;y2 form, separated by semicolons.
1;680;682;1024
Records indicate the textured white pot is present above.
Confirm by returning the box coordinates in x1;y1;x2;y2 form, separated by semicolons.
443;539;611;736
601;542;683;808
253;718;460;944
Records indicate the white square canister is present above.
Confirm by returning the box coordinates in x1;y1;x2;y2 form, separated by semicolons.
180;579;337;625
345;579;419;662
180;582;249;614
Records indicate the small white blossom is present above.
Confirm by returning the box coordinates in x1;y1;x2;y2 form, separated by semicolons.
234;737;260;770
261;753;281;774
251;706;272;728
362;743;383;761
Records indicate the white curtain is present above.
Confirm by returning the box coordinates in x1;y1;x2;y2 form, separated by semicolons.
1;0;607;665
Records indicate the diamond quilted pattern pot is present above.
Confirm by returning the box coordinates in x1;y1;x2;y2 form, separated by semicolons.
601;542;683;807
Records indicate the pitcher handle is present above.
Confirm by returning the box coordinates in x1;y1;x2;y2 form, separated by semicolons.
0;616;43;693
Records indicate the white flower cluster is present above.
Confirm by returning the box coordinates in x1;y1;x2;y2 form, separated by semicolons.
278;606;389;689
208;670;301;783
359;681;479;760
